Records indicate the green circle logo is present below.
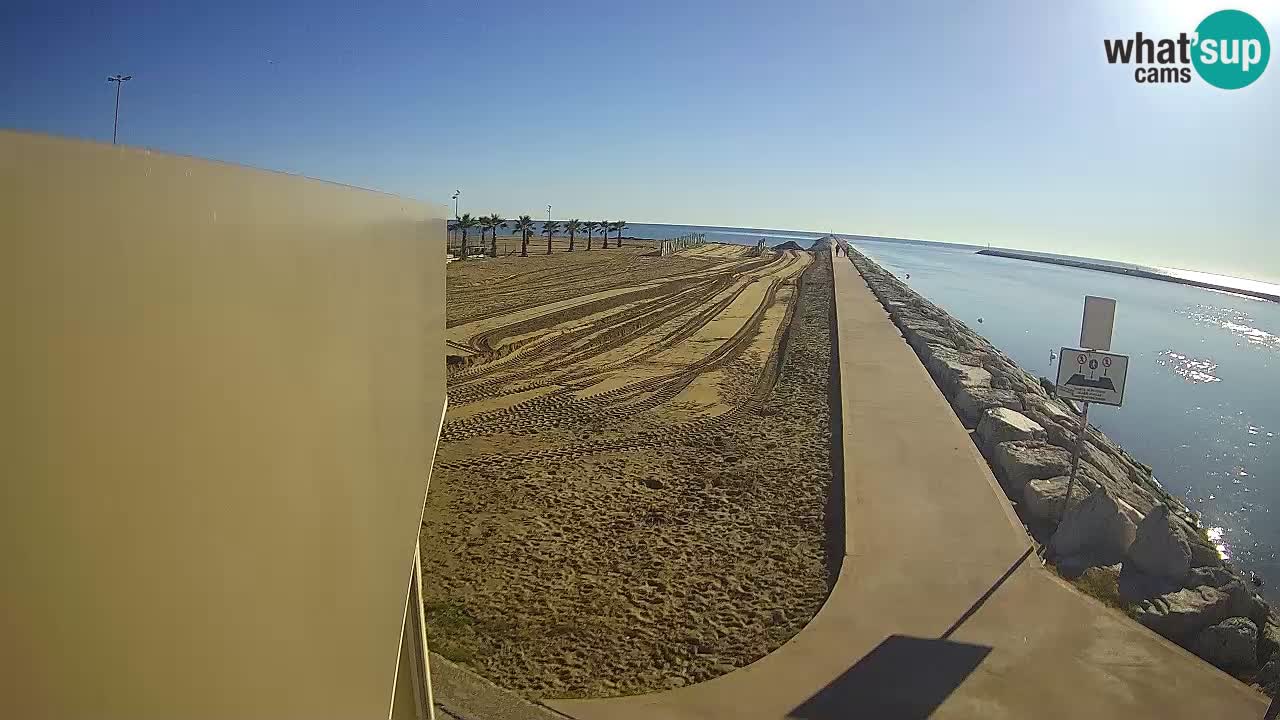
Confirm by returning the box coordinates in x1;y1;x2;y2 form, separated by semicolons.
1193;10;1270;89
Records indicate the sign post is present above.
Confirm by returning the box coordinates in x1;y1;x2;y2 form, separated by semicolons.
1057;399;1091;524
1054;296;1127;523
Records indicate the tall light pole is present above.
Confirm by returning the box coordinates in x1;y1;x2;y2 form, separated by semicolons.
107;74;132;145
546;204;551;224
451;189;460;219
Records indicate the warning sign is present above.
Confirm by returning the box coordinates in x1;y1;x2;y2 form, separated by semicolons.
1056;347;1128;406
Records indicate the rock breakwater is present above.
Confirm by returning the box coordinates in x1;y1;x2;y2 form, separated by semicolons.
846;249;1279;695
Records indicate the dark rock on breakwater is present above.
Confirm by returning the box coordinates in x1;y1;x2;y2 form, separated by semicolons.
845;248;1279;695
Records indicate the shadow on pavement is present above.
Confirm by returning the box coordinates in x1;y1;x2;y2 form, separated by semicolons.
787;635;991;719
789;548;1035;718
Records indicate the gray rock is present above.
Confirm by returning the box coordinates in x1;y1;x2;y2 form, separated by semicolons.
993;440;1072;493
977;408;1045;450
898;318;950;340
1079;440;1129;486
1154;512;1225;568
1022;476;1090;522
1260;618;1280;666
1193;617;1258;671
1049;489;1138;564
1126;504;1192;581
941;361;993;397
953;386;1021;426
1119;564;1183;604
1260;656;1279;697
907;331;953;358
1225;582;1269;629
901;323;948;342
1132;585;1234;640
1055;554;1109;579
922;346;964;385
1025;396;1076;425
1188;537;1224;568
1019;402;1075;445
1184;566;1237;589
1038;422;1078;454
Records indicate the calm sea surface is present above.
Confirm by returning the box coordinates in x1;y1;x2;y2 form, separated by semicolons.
627;223;1280;598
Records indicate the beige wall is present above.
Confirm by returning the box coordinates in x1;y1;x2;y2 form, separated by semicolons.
0;131;446;719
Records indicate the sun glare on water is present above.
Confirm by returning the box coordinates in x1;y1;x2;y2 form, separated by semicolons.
1205;526;1231;559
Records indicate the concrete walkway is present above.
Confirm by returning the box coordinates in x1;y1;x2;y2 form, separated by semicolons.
547;256;1265;719
429;653;569;720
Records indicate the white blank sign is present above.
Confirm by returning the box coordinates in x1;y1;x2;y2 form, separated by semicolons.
1080;296;1116;351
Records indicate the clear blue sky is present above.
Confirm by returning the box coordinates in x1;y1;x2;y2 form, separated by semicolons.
4;1;1277;282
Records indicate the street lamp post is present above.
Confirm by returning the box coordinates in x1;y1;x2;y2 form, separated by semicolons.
450;190;461;256
107;74;132;145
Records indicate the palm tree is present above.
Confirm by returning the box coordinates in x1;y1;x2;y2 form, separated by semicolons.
473;215;486;252
513;215;536;257
584;221;599;250
565;219;582;251
485;214;505;257
612;221;627;247
600;220;610;249
455;213;478;260
543;220;561;255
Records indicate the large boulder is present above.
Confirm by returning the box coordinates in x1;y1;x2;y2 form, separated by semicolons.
921;347;965;385
953;387;1022;426
1126;504;1192;582
1057;556;1118;581
941;361;992;397
1228;583;1270;630
1188;539;1225;568
898;318;951;342
993;440;1072;493
1193;617;1258;671
1022;476;1090;522
1132;585;1234;640
1049;490;1138;564
1183;566;1237;590
1155;511;1225;568
977;408;1044;450
1024;395;1076;426
907;331;954;359
1118;564;1184;604
1259;617;1280;666
1078;440;1129;487
1260;656;1279;698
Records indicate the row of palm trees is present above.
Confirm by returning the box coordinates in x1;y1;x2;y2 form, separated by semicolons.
449;215;628;259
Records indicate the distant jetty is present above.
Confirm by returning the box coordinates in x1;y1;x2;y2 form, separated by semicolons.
976;248;1279;303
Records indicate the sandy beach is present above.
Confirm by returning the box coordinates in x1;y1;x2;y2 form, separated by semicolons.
420;242;836;697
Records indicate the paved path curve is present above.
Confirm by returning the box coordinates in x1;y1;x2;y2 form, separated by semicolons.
547;255;1266;719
